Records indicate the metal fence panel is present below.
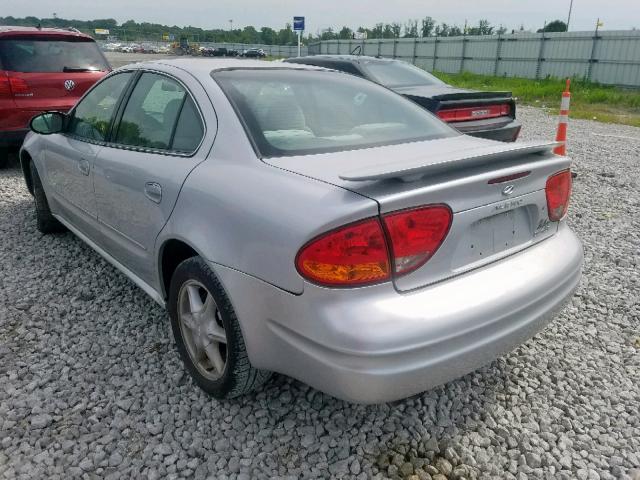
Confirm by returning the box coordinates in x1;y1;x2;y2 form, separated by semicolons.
309;30;640;86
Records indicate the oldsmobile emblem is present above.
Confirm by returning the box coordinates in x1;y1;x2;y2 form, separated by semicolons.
64;79;76;91
501;184;515;196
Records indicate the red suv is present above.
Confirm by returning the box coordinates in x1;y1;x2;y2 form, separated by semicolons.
0;26;111;167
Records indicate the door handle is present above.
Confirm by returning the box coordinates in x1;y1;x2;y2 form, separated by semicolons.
77;158;90;176
144;182;162;204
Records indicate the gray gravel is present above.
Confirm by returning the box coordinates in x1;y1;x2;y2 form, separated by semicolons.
1;107;639;479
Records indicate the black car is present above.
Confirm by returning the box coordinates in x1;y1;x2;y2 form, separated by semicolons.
242;48;266;58
285;55;521;142
202;47;230;57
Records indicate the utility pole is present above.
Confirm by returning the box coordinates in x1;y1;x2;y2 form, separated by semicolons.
567;0;574;31
229;19;233;31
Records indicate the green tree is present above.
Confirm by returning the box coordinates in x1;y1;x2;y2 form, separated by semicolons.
404;19;419;38
538;20;568;32
421;17;436;37
338;26;353;39
391;22;402;38
371;23;384;39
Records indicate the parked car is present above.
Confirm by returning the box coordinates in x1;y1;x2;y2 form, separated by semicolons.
0;26;111;167
202;47;234;57
20;59;582;403
285;55;522;142
242;48;266;58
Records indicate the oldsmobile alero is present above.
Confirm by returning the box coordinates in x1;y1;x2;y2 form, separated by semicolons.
19;59;583;403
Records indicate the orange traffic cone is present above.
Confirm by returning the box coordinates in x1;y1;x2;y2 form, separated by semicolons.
553;79;571;156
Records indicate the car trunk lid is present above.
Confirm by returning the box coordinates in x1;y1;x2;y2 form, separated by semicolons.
395;84;516;124
265;136;571;291
0;36;109;114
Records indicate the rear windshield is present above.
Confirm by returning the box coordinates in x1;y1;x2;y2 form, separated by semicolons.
361;60;445;88
0;38;109;73
213;69;455;158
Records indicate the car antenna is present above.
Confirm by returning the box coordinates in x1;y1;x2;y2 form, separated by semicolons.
350;45;362;56
36;23;42;30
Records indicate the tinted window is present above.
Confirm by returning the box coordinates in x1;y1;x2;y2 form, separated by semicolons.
115;73;188;150
214;69;455;158
0;38;109;73
68;72;133;141
361;60;445;87
172;97;204;152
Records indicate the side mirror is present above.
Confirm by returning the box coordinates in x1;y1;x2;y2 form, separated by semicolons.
30;112;66;135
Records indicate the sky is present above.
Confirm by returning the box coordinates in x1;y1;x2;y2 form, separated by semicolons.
4;0;639;33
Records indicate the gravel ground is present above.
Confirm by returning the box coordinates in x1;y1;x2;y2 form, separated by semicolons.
1;107;639;480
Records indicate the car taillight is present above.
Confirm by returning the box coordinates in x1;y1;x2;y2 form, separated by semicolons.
9;77;30;95
0;72;29;97
545;170;572;222
383;205;452;275
0;72;11;97
437;104;511;122
296;218;391;286
296;205;453;287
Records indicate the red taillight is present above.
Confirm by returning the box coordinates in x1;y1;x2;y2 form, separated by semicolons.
0;72;10;97
0;72;29;97
437;104;511;122
9;76;30;95
545;170;572;221
295;218;391;286
296;205;453;287
383;205;452;275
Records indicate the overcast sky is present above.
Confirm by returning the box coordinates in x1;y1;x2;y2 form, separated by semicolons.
4;0;639;33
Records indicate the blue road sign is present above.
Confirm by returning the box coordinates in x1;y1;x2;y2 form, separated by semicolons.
293;16;305;31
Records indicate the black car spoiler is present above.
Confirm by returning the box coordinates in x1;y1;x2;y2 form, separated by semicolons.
339;141;562;183
430;91;513;102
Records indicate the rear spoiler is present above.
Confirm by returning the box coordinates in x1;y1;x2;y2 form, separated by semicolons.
430;91;513;102
339;141;562;183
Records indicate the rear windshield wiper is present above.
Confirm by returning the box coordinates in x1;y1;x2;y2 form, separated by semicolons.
63;66;100;72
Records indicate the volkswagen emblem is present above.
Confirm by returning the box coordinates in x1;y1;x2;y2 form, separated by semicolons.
64;80;76;91
501;185;515;196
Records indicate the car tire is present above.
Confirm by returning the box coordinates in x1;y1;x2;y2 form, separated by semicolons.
169;257;271;399
30;161;66;234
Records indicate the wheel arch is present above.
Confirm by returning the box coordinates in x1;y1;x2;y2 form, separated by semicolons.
158;238;201;300
19;149;34;196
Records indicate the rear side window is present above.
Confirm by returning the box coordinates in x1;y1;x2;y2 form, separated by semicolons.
115;73;202;152
171;97;204;152
68;72;133;141
0;38;109;73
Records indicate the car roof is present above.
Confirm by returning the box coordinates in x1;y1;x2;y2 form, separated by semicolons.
0;25;94;40
123;58;328;75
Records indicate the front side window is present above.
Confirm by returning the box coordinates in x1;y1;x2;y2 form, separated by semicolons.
0;38;109;73
360;60;445;88
213;69;455;158
115;72;201;152
68;72;133;141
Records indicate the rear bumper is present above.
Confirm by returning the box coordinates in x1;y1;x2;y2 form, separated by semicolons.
452;118;522;142
213;224;582;403
0;129;29;148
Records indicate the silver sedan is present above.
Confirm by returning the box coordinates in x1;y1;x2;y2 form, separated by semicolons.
20;59;583;403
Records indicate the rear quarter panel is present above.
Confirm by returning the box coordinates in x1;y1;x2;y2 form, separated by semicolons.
155;71;378;295
159;147;378;295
